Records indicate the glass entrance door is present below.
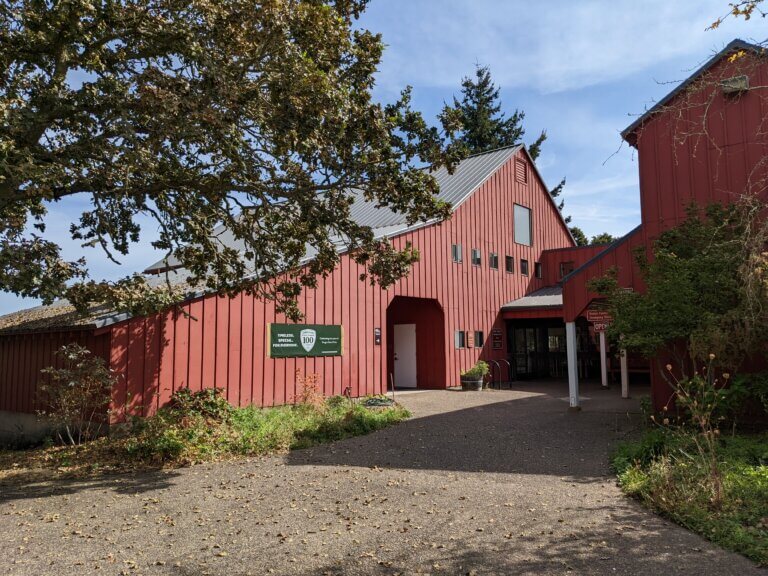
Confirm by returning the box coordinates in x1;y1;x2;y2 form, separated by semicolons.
509;321;568;380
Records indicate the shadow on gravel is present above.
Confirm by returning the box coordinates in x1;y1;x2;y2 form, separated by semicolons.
231;503;755;576
0;467;180;503
286;392;642;480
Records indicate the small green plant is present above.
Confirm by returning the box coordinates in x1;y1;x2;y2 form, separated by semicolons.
660;356;728;507
461;360;490;379
638;396;653;426
38;344;116;446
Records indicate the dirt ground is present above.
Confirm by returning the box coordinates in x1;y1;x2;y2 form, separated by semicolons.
0;381;763;575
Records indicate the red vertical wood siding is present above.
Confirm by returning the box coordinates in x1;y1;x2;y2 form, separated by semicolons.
559;49;768;409
96;149;573;418
565;53;768;323
0;330;110;415
386;297;446;389
561;227;647;322
540;244;611;286
635;53;768;241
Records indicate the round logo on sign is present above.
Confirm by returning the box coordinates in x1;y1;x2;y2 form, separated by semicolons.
300;329;317;352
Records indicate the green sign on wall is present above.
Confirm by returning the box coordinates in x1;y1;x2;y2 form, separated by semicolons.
268;324;343;358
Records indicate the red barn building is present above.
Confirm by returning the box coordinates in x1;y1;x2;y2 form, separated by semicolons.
1;38;766;439
1;144;601;439
561;39;768;409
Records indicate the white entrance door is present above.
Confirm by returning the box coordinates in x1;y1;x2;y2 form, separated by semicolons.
393;323;418;388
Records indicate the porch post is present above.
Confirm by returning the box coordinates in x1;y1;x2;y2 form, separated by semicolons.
620;344;629;399
565;321;580;411
599;331;608;389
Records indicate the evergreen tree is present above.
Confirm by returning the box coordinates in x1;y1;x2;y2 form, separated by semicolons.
450;65;599;247
451;65;546;158
590;232;616;245
570;226;589;247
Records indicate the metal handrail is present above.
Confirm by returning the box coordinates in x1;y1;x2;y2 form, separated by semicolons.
487;359;501;389
497;358;512;385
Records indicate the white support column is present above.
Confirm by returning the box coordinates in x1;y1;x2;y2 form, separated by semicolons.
620;347;629;399
566;321;580;411
599;331;608;389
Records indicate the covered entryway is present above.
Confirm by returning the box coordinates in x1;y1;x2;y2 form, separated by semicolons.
506;318;600;380
386;296;446;389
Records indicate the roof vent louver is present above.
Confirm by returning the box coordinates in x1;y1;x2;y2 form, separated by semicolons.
720;75;749;95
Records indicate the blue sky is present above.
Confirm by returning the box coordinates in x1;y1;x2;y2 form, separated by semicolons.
2;0;766;315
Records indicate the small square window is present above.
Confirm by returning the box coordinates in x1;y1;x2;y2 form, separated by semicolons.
474;331;485;347
452;244;462;263
559;261;575;278
505;256;514;274
521;259;529;276
455;330;466;349
471;248;481;266
535;262;542;278
489;252;499;270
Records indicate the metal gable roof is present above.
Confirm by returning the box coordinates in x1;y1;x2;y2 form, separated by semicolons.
143;145;524;273
0;145;532;334
345;144;523;231
622;38;766;146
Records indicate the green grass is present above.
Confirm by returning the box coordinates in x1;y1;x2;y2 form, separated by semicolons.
0;390;409;480
613;429;768;566
122;392;410;465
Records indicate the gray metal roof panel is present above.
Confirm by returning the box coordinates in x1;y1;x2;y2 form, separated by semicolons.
501;285;563;310
144;145;523;273
4;144;567;334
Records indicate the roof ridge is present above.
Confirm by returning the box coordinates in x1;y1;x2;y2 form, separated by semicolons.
622;38;767;144
458;143;522;161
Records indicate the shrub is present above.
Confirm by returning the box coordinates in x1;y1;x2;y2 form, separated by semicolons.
167;387;232;421
39;344;116;445
614;430;768;566
612;428;673;473
122;387;410;465
293;371;324;409
461;360;490;379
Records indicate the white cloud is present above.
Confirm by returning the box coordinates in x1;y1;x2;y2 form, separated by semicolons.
365;0;767;94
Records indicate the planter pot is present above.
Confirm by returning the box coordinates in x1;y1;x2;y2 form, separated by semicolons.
460;376;484;391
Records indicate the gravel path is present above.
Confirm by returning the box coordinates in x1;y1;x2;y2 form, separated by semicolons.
0;382;763;575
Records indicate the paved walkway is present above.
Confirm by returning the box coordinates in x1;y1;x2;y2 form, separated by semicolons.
1;382;764;575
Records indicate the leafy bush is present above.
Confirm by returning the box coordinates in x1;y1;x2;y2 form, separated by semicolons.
718;373;768;428
123;388;410;465
612;428;674;473
461;360;489;379
39;344;116;445
167;387;232;421
614;430;768;566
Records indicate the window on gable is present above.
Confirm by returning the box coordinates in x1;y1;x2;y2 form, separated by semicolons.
455;330;466;349
521;259;529;276
489;252;499;270
471;248;481;266
514;204;532;246
474;331;485;347
534;262;542;278
559;261;575;278
452;244;462;263
505;256;514;274
515;158;528;184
